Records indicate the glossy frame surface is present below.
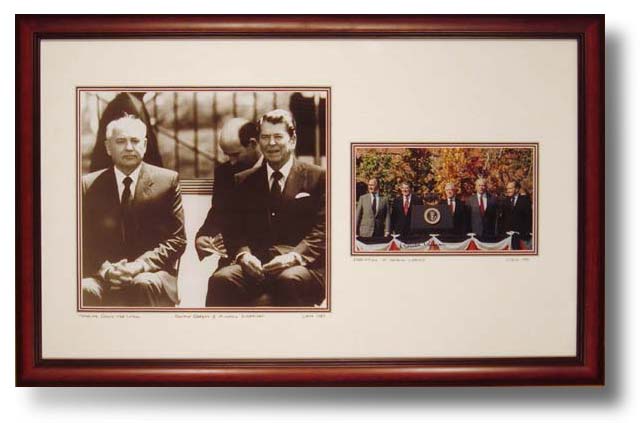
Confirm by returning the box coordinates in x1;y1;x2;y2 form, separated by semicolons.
16;15;605;386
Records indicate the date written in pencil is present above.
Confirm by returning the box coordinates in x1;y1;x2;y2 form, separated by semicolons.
301;314;327;319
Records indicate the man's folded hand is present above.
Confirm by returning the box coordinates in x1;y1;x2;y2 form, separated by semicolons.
238;252;264;280
106;260;144;289
106;259;131;289
263;252;300;276
195;234;228;258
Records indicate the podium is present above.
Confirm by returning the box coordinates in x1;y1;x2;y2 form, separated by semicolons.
410;204;453;233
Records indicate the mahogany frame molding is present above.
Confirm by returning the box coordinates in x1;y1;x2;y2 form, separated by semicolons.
16;15;605;387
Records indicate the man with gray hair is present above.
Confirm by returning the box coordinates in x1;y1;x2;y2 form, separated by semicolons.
466;177;498;239
355;178;391;239
499;180;533;249
81;114;186;307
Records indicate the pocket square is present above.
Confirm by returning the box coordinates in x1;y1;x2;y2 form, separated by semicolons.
295;192;311;199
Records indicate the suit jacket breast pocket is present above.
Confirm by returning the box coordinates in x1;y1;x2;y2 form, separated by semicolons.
292;195;315;213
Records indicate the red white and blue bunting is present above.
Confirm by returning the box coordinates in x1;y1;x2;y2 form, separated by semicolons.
355;232;519;253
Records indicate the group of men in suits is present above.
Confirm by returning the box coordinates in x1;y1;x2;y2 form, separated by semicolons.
82;109;326;308
355;177;532;248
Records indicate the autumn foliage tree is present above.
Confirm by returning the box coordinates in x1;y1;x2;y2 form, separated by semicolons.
356;147;534;200
429;148;480;198
355;148;432;198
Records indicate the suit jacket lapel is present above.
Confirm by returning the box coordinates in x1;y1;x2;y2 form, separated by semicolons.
364;193;372;214
372;193;379;217
102;167;120;208
132;162;154;207
254;163;275;230
255;163;270;210
102;167;125;247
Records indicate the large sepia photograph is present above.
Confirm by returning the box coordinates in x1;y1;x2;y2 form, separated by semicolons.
77;88;330;311
352;143;538;255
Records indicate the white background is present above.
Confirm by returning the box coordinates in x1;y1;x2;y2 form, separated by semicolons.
4;1;638;423
39;38;576;360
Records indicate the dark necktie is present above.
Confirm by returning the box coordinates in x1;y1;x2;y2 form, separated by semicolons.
121;176;134;247
269;170;283;217
371;194;377;215
479;195;485;216
122;176;133;206
511;196;516;207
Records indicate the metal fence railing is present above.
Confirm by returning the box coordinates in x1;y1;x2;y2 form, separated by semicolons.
81;90;327;180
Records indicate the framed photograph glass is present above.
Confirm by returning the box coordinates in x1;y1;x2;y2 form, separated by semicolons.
16;15;604;386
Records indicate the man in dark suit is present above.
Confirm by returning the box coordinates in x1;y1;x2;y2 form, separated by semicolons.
81;115;186;307
439;182;470;236
466;177;499;239
208;109;326;307
355;178;391;239
195;118;261;263
499;180;533;250
391;181;423;238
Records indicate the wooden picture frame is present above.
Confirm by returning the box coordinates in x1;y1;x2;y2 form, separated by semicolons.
16;15;604;386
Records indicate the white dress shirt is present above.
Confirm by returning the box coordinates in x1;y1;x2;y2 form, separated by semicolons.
113;164;142;202
447;197;456;213
266;154;294;191
371;192;382;213
476;193;487;209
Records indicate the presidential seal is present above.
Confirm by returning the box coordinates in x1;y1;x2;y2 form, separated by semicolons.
423;207;441;225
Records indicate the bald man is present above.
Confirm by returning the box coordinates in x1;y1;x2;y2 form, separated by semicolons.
196;118;262;264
